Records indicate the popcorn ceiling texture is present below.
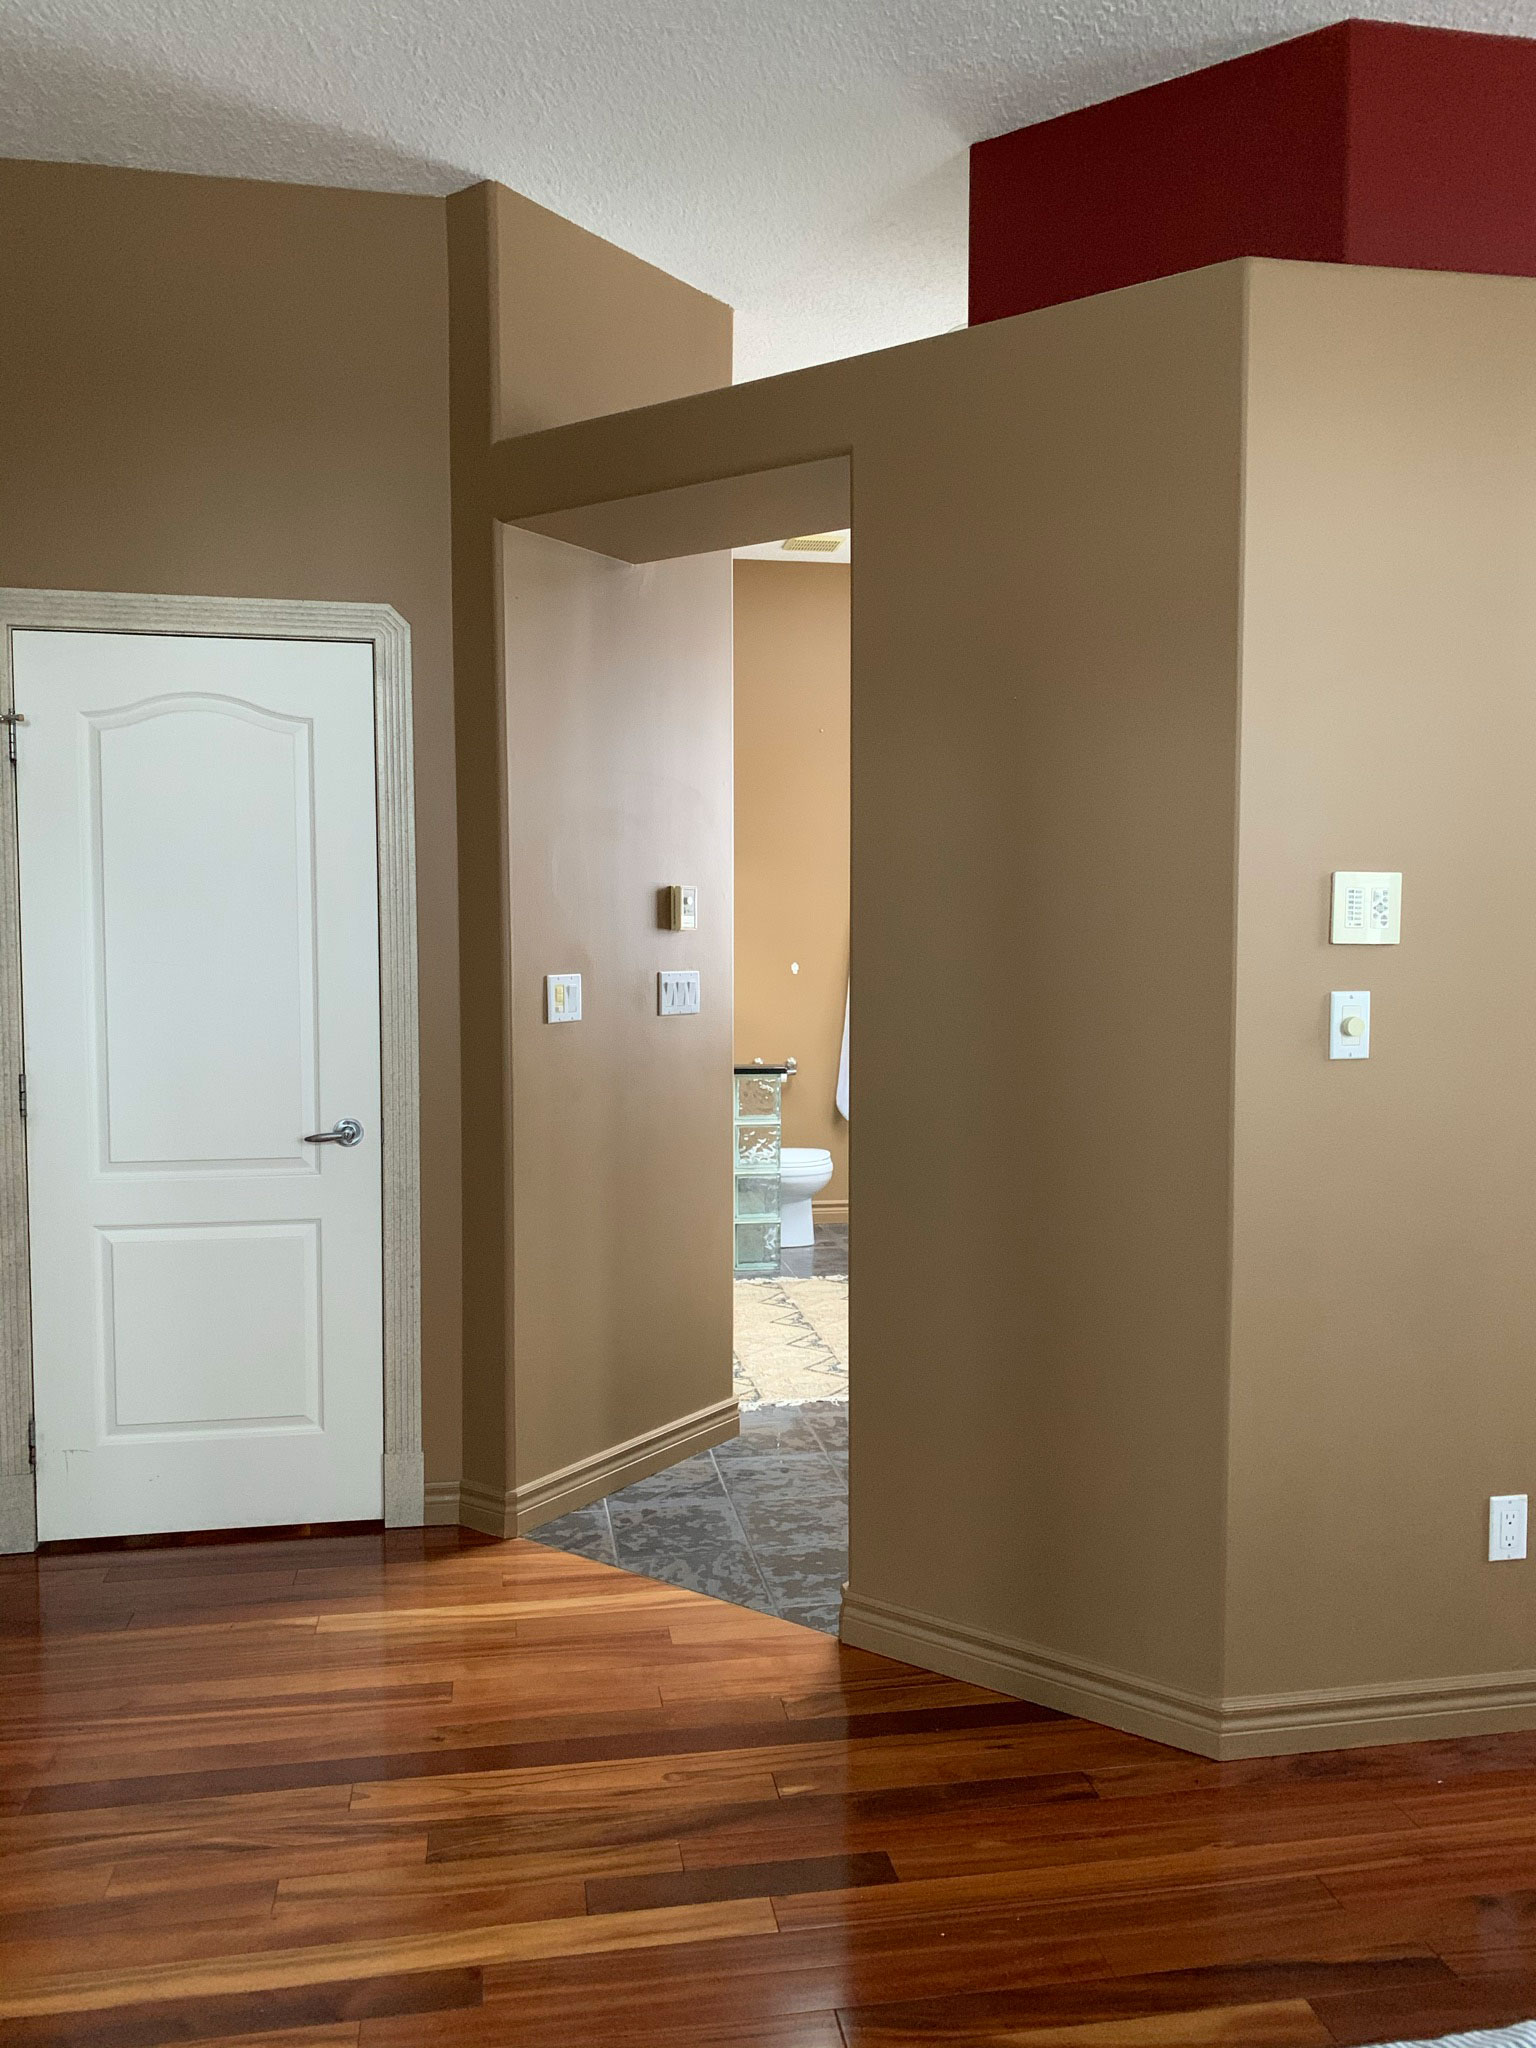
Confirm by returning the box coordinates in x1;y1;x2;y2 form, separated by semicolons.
3;0;1533;378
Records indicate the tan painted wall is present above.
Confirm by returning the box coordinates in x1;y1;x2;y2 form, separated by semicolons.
447;183;735;1525
0;158;463;1487
1228;261;1536;1705
733;562;851;1205
505;532;734;1485
494;267;1249;1708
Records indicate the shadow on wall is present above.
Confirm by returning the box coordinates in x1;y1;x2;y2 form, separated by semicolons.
0;28;472;195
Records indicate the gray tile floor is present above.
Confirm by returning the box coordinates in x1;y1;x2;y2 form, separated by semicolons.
525;1398;848;1634
778;1218;848;1280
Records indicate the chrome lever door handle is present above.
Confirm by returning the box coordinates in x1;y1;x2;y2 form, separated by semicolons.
304;1118;364;1147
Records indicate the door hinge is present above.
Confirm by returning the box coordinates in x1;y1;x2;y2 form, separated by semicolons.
1;710;22;764
16;1072;24;1121
27;1418;35;1473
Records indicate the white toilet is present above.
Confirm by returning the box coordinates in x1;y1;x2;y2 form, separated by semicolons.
778;1146;834;1248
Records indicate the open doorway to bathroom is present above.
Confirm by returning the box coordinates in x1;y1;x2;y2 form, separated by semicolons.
721;529;850;1629
527;527;851;1633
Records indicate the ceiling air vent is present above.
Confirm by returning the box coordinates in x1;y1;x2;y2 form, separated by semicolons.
781;533;843;553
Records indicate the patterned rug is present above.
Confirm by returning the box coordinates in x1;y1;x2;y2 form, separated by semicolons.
732;1275;848;1406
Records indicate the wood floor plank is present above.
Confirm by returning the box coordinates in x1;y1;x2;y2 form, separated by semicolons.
0;1900;778;2019
834;1957;1457;2044
585;1849;899;1915
7;1528;1536;2046
0;1967;479;2045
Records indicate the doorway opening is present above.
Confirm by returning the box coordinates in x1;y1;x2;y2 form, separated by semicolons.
528;523;851;1632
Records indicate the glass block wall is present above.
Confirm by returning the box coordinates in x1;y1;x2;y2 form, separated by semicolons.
733;1067;783;1275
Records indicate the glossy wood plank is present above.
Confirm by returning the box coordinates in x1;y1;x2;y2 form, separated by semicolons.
0;1966;479;2045
6;1527;1536;2045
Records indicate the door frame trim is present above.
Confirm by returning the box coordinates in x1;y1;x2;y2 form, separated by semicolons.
0;589;423;1552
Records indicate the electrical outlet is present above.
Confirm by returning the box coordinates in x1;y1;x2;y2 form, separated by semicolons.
1490;1494;1528;1561
657;970;701;1017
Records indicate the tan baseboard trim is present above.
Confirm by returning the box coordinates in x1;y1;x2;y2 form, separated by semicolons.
811;1200;848;1222
423;1398;741;1540
422;1480;458;1526
423;1479;510;1537
516;1397;740;1533
840;1591;1225;1755
1213;1666;1536;1756
839;1591;1536;1760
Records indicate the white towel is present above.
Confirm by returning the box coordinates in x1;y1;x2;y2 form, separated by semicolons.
835;986;849;1123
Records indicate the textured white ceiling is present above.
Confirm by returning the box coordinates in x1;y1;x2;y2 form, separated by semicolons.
4;0;1534;381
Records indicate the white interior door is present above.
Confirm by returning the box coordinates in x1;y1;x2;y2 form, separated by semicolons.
14;629;383;1542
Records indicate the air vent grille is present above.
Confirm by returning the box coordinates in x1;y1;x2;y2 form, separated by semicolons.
781;533;844;553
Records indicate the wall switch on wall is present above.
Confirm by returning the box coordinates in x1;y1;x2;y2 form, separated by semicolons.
1490;1494;1528;1561
666;885;699;932
658;969;700;1016
1331;871;1402;944
1329;990;1371;1060
545;972;582;1023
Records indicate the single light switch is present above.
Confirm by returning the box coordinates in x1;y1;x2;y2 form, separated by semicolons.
658;970;701;1016
666;885;699;932
1329;990;1371;1059
545;972;582;1023
1331;871;1401;945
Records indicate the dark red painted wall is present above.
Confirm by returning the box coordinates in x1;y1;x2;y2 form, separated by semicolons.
1345;24;1536;275
970;20;1536;326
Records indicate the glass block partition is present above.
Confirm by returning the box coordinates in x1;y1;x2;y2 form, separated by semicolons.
733;1065;786;1276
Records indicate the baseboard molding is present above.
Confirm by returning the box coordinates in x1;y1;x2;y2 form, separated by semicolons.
811;1200;848;1222
422;1479;469;1529
516;1397;740;1532
422;1397;741;1540
839;1590;1536;1760
1211;1665;1536;1756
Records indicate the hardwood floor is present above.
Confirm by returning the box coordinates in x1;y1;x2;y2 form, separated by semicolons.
3;1530;1536;2046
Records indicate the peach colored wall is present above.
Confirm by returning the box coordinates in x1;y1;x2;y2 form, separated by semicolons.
733;562;851;1206
0;158;463;1487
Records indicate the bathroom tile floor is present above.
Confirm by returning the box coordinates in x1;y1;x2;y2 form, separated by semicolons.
778;1216;847;1278
525;1398;848;1634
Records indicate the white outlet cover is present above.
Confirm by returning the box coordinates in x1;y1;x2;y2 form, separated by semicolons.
1490;1493;1528;1561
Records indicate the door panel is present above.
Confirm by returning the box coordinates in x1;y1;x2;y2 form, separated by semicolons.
15;630;384;1541
91;697;319;1169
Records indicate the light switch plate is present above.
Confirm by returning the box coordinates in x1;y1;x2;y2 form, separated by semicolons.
1329;990;1370;1060
666;885;699;932
1331;871;1402;945
545;972;582;1023
658;969;700;1017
